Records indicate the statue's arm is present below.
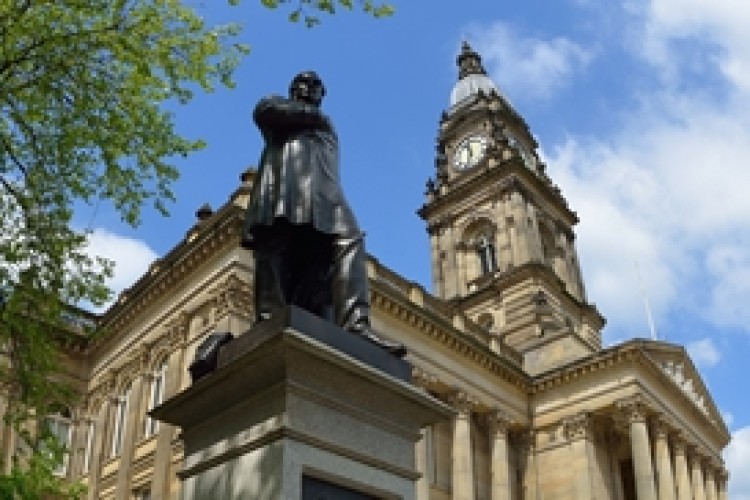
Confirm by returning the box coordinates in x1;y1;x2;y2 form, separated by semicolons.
253;96;331;132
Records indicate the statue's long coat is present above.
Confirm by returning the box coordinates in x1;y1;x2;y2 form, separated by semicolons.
243;96;360;243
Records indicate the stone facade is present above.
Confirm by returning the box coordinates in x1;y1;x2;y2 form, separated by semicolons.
0;43;730;499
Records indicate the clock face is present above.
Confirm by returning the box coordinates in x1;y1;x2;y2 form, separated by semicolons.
454;134;488;170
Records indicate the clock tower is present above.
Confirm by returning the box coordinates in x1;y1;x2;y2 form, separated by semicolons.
419;42;605;374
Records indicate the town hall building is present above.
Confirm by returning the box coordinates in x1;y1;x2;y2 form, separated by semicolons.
2;43;731;500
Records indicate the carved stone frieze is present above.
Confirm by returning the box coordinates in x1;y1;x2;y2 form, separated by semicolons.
209;274;253;321
165;313;190;349
660;360;709;416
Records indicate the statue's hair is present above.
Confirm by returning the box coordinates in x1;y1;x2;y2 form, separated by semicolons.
290;71;326;97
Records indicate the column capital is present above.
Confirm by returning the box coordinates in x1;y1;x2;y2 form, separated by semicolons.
484;410;512;436
651;415;673;439
616;396;650;423
447;389;477;414
671;432;689;453
563;412;593;441
412;365;440;391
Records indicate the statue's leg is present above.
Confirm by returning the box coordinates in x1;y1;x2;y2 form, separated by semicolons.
332;233;407;357
252;228;289;322
331;234;370;331
288;225;334;321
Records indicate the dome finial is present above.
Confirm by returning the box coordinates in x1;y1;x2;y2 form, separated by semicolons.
457;41;487;80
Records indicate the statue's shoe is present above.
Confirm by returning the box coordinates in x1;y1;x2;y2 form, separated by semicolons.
349;324;407;358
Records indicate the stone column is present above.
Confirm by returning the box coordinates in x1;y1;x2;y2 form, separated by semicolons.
151;323;189;500
487;411;512;500
518;431;537;500
606;431;625;500
672;435;692;500
704;463;718;500
617;398;657;500
690;451;706;500
653;418;676;500
450;391;476;500
416;428;431;500
563;412;596;499
717;469;728;500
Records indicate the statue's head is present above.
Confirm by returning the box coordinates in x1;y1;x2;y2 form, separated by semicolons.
289;71;325;106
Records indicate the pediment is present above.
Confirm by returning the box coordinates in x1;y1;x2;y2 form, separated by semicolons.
640;342;727;432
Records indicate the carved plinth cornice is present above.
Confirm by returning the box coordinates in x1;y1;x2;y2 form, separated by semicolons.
563;412;593;442
616;396;650;424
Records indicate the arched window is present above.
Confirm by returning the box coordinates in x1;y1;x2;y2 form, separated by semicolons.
476;234;497;275
45;405;72;476
111;382;132;457
145;360;168;438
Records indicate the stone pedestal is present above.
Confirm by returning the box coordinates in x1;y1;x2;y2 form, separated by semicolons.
152;307;452;500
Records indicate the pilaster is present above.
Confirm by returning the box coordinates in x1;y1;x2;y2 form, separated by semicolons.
487;411;512;500
151;320;189;500
563;412;595;499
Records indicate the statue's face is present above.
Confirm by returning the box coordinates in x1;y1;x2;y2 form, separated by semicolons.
290;74;325;106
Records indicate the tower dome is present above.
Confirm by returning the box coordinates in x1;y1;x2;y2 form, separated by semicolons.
449;41;500;107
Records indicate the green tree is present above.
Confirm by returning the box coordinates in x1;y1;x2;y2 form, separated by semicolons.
255;0;394;27
0;0;247;496
0;0;393;496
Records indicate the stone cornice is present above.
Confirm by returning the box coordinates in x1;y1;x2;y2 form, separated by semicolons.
419;165;577;229
93;201;246;349
532;340;730;450
454;261;605;331
369;259;528;391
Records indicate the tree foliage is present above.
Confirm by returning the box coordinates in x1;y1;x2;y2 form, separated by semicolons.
0;0;394;496
255;0;395;27
0;0;247;496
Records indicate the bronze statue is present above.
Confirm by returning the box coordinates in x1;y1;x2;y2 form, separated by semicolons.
242;71;405;357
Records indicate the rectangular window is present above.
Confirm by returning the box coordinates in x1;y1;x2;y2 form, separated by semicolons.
111;384;131;457
83;421;94;474
46;412;72;476
145;362;167;438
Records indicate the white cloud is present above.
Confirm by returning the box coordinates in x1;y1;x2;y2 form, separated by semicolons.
468;22;594;100
85;228;158;297
686;338;721;367
726;426;750;499
635;0;750;90
543;66;750;337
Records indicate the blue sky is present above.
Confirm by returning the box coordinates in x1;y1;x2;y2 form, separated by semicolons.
79;1;750;494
